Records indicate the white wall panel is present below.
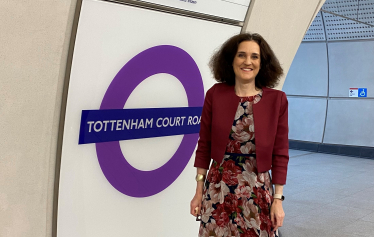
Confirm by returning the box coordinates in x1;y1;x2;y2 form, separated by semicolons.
324;99;374;147
283;42;328;96
329;40;374;98
141;0;250;21
57;1;240;236
288;97;327;143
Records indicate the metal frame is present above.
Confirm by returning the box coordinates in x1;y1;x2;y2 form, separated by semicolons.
320;10;330;143
321;9;374;28
52;0;83;236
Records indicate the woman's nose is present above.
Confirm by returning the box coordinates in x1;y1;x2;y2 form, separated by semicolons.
244;57;252;65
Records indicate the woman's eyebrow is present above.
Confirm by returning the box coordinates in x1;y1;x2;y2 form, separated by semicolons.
237;51;260;55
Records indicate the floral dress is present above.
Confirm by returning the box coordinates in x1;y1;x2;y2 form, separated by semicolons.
198;92;278;237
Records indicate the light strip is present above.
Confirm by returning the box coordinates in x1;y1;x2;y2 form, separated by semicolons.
101;0;244;26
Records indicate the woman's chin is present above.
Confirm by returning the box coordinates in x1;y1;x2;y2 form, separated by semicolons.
235;77;256;83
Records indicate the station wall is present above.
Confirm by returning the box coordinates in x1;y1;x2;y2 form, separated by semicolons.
0;0;325;236
284;0;374;148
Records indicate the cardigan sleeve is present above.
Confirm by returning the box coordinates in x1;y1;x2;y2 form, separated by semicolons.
271;92;290;185
193;85;215;169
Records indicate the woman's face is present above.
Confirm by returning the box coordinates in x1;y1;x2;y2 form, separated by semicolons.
232;40;261;84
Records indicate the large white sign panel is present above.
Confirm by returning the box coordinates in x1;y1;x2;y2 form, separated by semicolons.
141;0;251;21
57;0;240;236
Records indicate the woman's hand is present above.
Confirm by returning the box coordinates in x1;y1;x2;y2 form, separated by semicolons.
190;192;202;217
270;199;285;231
192;169;207;217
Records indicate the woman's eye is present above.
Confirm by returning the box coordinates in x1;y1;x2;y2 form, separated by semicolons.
238;54;245;58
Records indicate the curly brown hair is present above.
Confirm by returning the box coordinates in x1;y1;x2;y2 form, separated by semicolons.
210;33;283;88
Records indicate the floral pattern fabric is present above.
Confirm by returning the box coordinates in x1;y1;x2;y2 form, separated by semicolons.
198;93;278;237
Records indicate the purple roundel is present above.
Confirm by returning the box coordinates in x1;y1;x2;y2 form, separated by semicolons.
96;45;204;197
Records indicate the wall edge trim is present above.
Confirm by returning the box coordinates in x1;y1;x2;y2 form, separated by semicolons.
52;0;83;236
289;139;374;160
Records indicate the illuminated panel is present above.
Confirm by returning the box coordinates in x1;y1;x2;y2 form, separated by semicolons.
140;0;251;21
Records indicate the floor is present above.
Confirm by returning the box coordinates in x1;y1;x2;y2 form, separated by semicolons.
280;150;374;237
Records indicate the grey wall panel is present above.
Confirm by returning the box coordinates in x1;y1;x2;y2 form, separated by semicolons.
321;0;374;41
288;97;327;142
0;0;77;236
303;11;325;41
324;99;374;147
328;40;374;97
283;42;328;96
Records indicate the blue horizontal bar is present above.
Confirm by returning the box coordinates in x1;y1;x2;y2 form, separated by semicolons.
79;107;203;144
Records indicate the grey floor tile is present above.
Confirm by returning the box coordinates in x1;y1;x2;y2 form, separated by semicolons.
288;215;356;234
317;204;372;220
286;190;341;206
282;200;320;219
361;211;374;222
286;204;371;231
333;195;374;211
364;188;374;196
308;184;366;197
340;220;374;237
283;150;374;237
281;221;362;237
280;218;362;237
289;149;314;158
280;224;328;237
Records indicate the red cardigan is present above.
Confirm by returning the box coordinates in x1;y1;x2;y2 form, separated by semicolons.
194;83;289;185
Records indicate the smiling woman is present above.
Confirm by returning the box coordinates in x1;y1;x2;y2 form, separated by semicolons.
209;33;283;89
190;33;288;237
232;41;261;85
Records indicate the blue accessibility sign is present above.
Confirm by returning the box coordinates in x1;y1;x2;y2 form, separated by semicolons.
358;88;367;97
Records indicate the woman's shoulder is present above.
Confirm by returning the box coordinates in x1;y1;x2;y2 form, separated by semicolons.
262;87;287;98
206;83;230;95
209;82;234;93
262;87;288;108
210;82;230;89
262;87;284;93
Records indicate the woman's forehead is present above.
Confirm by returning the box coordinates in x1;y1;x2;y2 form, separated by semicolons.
237;41;260;54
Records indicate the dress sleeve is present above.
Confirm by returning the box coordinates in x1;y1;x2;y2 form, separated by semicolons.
271;92;289;185
193;85;215;169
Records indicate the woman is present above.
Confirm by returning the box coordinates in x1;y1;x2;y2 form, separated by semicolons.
190;33;289;237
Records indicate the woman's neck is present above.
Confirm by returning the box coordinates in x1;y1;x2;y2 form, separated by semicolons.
234;81;260;97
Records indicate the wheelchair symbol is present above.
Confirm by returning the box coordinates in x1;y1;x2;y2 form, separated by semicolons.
360;89;366;97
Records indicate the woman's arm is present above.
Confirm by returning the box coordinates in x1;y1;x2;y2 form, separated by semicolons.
274;183;283;195
271;92;289;185
270;92;289;231
271;184;285;231
191;86;216;217
194;85;216;169
190;168;207;217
